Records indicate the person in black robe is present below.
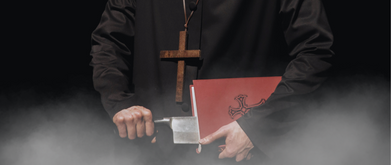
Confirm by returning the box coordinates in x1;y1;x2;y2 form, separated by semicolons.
90;0;334;164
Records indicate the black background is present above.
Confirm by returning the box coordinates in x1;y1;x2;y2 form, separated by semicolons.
1;0;389;87
0;1;389;164
1;0;390;88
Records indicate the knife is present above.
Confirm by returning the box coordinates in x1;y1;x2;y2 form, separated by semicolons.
154;116;202;151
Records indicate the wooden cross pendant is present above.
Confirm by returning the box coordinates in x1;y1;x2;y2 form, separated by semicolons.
160;31;201;102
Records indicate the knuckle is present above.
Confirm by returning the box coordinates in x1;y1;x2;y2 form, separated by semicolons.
127;107;137;113
133;112;142;119
144;113;152;120
124;115;134;122
142;110;153;120
113;115;124;123
143;109;152;116
132;106;153;120
133;105;142;109
131;105;143;111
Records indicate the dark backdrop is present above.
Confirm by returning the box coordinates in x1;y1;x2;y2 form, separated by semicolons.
1;0;389;88
0;1;389;165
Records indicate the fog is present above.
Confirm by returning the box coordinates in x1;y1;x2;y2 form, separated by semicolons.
0;74;389;165
0;84;116;165
269;75;390;165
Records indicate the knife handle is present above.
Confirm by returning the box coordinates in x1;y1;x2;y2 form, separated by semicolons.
154;118;171;124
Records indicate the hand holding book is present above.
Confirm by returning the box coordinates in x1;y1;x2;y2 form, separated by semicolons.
197;121;254;162
191;76;281;160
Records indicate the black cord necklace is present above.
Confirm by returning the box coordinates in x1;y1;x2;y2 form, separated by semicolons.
182;0;200;30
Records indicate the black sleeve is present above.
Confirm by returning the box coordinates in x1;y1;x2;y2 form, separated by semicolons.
90;0;137;119
236;0;334;157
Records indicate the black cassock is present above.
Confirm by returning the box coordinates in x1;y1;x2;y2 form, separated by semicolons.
90;0;334;164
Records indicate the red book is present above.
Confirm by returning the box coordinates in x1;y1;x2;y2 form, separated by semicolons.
190;77;282;139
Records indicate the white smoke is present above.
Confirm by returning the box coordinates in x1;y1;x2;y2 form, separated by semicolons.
0;74;389;165
269;74;390;165
0;88;116;165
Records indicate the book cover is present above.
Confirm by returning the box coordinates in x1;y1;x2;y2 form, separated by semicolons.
190;77;282;139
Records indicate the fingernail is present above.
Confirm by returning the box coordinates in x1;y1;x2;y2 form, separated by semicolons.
199;139;205;144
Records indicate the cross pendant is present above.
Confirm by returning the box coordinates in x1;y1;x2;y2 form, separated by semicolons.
160;31;201;102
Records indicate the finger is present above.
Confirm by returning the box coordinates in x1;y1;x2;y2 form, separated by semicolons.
199;125;229;145
133;111;146;138
218;145;236;159
246;152;253;160
151;136;157;143
235;148;250;162
196;148;200;154
218;145;226;152
141;108;154;136
125;114;137;139
113;115;127;138
136;121;145;138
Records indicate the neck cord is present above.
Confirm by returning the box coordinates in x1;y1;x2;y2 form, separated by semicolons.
182;0;200;30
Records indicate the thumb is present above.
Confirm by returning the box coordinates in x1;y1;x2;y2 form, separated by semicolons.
151;136;157;143
199;125;229;145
